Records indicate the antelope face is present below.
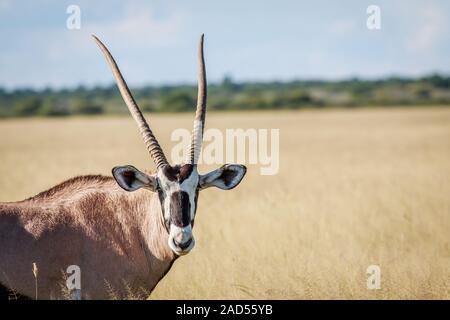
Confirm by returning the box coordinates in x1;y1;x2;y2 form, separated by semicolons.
95;34;247;256
157;164;199;255
112;163;246;255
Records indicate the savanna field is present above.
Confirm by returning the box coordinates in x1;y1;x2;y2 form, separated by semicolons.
0;107;449;299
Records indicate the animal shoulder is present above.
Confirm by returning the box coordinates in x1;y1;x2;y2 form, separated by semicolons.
25;175;117;202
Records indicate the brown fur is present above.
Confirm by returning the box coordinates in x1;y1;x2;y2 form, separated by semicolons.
0;175;176;299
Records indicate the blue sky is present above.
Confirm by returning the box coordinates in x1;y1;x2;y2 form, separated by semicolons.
0;0;449;89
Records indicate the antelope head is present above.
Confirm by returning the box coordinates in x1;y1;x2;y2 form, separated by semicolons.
93;35;247;255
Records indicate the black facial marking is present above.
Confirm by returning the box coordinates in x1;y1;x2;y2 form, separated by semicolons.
162;165;178;182
162;164;194;183
179;164;194;181
170;191;191;227
159;164;195;231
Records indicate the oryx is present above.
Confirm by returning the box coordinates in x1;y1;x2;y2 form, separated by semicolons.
0;35;246;299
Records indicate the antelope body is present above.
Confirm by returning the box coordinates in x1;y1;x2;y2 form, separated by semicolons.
0;35;246;299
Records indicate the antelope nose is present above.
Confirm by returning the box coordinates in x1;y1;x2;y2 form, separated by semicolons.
174;238;192;250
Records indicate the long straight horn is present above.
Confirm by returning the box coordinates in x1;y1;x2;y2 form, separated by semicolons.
92;35;169;169
188;34;207;165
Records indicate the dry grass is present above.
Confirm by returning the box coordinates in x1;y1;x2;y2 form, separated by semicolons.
1;107;449;299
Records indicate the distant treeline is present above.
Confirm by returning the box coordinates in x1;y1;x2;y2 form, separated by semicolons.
0;74;449;117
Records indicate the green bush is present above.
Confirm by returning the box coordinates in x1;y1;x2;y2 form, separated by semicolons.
13;97;42;116
161;92;195;112
37;98;70;116
1;74;449;117
73;100;104;115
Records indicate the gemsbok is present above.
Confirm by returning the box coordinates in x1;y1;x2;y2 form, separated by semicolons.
0;34;247;300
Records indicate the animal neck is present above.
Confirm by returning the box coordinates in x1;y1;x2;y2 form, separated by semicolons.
140;192;176;264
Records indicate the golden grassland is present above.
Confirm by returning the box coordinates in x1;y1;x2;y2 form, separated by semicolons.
0;107;449;299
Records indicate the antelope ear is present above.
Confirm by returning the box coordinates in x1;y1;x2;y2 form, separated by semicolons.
199;164;247;190
112;165;158;192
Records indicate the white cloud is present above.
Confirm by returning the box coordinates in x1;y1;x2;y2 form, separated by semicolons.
0;2;189;88
85;5;186;49
50;4;187;68
405;2;446;54
328;19;357;36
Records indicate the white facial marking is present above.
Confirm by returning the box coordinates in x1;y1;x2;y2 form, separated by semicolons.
168;224;195;255
180;170;199;221
157;167;199;255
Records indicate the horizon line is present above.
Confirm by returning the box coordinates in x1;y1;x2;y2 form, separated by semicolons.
1;72;449;93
